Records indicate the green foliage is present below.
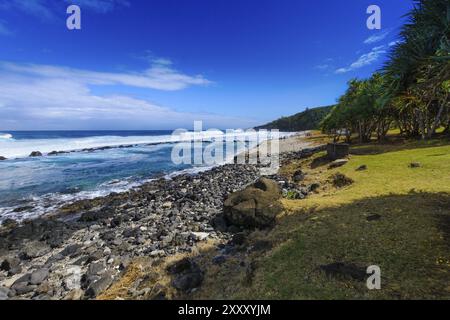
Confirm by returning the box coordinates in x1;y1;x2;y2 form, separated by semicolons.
255;105;333;132
324;0;450;141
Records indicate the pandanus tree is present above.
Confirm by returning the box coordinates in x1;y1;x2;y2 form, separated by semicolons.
383;0;450;139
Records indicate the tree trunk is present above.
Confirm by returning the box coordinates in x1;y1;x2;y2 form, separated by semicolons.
428;93;448;139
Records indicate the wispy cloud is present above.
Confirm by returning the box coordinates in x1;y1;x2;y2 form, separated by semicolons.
363;29;391;44
0;61;254;130
389;40;401;47
0;0;55;20
64;0;130;14
1;59;212;91
314;64;330;71
335;46;386;74
0;0;128;20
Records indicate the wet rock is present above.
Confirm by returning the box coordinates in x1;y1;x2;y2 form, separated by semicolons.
29;151;43;157
48;151;68;156
30;268;49;285
224;178;283;229
0;156;7;161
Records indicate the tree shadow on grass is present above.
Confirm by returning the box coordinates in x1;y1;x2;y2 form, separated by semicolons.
349;135;450;156
176;191;450;300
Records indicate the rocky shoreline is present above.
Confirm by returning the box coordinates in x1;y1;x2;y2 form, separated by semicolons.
0;144;325;300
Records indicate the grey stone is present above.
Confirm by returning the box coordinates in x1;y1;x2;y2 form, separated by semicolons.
85;272;114;298
12;282;36;296
0;287;10;300
20;242;51;260
224;178;283;228
30;268;49;285
60;244;82;257
1;257;20;272
329;159;349;169
87;262;105;276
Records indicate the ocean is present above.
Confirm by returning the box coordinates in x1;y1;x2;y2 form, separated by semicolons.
0;130;289;222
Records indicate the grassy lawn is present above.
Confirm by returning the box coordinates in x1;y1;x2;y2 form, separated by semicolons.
193;138;450;300
239;139;450;299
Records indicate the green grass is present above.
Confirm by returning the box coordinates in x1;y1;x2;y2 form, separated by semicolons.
192;139;450;300
239;141;450;299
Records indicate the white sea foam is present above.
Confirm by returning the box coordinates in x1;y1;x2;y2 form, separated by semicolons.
0;131;293;159
0;131;300;222
0;133;13;140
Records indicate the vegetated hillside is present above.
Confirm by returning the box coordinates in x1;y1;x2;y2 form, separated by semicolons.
255;105;333;132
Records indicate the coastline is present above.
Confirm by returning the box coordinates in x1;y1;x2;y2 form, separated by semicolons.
0;133;323;300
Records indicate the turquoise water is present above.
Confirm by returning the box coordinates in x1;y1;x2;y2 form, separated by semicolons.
0;131;209;221
0;130;287;221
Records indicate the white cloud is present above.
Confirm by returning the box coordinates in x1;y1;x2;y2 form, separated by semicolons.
363;30;391;44
335;46;386;74
0;61;255;130
1;60;212;91
389;40;400;47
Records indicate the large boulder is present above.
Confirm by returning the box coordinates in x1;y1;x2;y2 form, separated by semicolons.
224;178;283;228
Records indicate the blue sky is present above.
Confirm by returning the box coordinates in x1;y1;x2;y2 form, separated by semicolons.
0;0;413;130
